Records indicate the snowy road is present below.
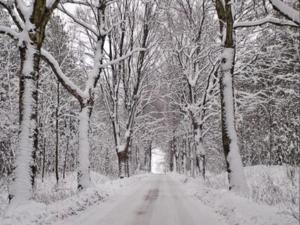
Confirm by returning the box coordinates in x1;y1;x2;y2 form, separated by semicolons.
55;174;227;225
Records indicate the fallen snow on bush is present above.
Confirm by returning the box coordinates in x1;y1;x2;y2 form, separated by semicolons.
0;172;149;225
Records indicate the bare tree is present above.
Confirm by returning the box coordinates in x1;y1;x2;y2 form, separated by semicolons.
41;0;145;187
100;0;155;177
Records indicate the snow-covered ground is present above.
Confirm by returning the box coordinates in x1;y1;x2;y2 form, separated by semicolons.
0;166;298;225
56;170;298;225
172;166;299;225
54;174;228;225
0;172;150;225
205;165;299;220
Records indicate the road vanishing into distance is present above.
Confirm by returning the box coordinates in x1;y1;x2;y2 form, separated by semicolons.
55;174;227;225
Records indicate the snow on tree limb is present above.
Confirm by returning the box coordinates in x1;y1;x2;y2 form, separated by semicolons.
0;1;24;29
99;48;147;69
40;49;86;103
60;0;97;7
234;16;299;28
15;0;33;21
269;0;300;26
0;25;19;39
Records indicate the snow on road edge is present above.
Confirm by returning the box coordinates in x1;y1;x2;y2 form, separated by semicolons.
0;173;150;225
170;173;298;225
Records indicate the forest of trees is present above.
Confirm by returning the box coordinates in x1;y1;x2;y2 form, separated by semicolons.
0;0;299;204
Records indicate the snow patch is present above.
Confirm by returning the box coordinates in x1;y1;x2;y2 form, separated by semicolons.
0;173;149;225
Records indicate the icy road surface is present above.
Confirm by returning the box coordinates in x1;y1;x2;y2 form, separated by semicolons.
55;174;227;225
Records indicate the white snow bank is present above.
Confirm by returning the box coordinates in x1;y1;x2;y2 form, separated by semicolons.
170;166;299;225
34;172;109;204
206;165;299;209
0;172;149;225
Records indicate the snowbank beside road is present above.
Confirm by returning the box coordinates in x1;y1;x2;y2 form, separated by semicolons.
171;165;299;225
0;172;149;225
206;165;299;219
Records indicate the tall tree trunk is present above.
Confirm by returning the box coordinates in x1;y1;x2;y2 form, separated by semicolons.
135;146;140;172
172;153;176;172
6;0;59;204
191;142;196;178
18;47;39;190
42;137;46;182
77;105;92;190
55;81;60;184
149;146;152;173
63;118;70;180
183;151;186;174
117;150;129;178
10;45;40;204
215;0;248;193
201;154;206;179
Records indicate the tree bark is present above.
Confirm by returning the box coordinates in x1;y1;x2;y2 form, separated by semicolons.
42;137;46;182
63;117;71;179
55;81;60;184
117;150;129;178
10;45;40;203
214;0;248;193
7;0;60;204
18;47;39;190
77;105;92;190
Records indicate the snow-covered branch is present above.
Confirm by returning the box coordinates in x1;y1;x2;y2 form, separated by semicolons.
41;49;86;103
0;1;24;29
60;0;97;7
15;0;32;21
0;25;19;39
269;0;300;26
99;48;147;69
234;16;299;28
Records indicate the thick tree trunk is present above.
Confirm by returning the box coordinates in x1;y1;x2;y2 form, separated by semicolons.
77;106;91;190
172;153;176;172
201;154;206;179
219;48;247;192
10;46;40;204
18;47;39;190
196;138;206;179
118;150;129;178
4;0;58;204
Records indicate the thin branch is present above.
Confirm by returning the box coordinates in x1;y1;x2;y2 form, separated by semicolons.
58;4;98;36
99;48;146;69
